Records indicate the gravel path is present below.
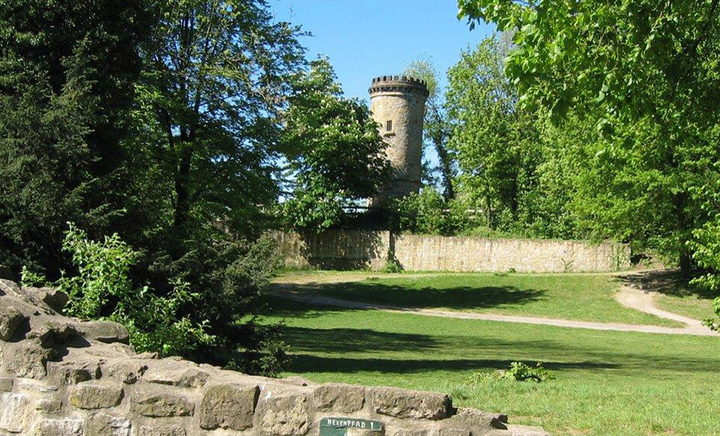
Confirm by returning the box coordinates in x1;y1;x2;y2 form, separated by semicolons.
271;272;718;336
615;285;715;335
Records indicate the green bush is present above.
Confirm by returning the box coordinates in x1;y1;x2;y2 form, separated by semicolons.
688;222;720;330
388;187;469;235
57;223;214;357
164;230;289;375
468;362;553;384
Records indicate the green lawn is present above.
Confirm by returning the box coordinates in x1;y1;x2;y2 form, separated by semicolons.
656;293;716;321
260;296;720;436
274;272;680;326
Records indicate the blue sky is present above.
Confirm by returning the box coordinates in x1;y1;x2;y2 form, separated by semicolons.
269;0;495;102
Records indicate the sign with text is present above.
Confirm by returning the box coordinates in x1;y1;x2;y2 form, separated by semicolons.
319;417;384;436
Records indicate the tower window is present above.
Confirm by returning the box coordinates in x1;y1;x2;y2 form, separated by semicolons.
386;120;392;131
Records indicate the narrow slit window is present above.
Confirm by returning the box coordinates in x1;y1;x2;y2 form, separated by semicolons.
386;120;392;131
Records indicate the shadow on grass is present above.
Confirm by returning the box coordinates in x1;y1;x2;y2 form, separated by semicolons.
278;323;720;376
271;282;546;312
288;354;620;374
617;270;718;300
282;326;440;353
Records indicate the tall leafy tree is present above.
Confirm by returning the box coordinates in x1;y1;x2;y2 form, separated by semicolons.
280;57;389;231
403;60;457;201
445;35;542;230
458;0;720;273
129;0;306;371
136;0;305;239
0;0;151;274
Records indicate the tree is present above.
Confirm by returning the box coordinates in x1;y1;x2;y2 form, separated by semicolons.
445;35;542;231
127;0;306;372
280;57;389;231
402;59;457;201
0;0;151;275
458;0;720;274
136;0;305;240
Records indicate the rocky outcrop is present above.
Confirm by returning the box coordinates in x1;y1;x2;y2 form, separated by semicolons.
0;278;549;435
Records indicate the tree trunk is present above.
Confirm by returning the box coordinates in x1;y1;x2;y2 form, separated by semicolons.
173;146;193;229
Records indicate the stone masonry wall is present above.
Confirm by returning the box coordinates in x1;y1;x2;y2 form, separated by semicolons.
273;231;630;273
0;279;548;436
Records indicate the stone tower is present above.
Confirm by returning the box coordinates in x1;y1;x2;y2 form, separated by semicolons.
368;75;429;206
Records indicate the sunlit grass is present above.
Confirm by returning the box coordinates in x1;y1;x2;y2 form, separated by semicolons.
260;296;720;436
274;271;680;326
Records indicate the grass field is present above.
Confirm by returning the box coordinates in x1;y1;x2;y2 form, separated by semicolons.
276;272;681;326
656;293;715;321
259;295;720;436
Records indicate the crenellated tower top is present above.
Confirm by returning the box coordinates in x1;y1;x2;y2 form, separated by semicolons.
368;75;430;98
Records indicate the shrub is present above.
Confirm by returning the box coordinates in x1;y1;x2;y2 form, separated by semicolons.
57;223;214;357
468;362;553;384
387;187;469;235
687;222;720;330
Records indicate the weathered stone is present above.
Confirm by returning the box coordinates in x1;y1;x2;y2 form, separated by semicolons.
69;383;124;409
87;413;132;436
47;360;102;384
75;320;129;344
285;375;311;386
34;418;84;436
29;320;81;346
503;425;551;436
199;383;259;430
431;429;470;436
313;383;365;413
0;279;21;295
370;387;452;420
0;305;25;341
448;408;507;432
387;429;428;436
0;393;33;433
131;391;194;417
255;390;310;436
35;398;63;414
145;367;210;388
132;351;160;360
17;378;59;393
3;339;50;378
22;287;69;313
103;360;148;384
138;425;187;436
0;378;12;392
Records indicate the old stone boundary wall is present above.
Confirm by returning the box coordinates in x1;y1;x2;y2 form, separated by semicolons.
0;279;547;435
272;230;630;273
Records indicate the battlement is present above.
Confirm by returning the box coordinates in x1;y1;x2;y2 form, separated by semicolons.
369;75;429;98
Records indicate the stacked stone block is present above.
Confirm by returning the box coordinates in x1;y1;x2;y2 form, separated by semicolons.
272;230;631;273
0;278;548;435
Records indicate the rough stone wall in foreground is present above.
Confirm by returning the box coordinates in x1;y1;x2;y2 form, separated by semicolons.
273;230;630;273
0;279;548;435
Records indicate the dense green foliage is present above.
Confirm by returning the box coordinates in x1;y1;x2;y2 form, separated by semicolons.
446;36;543;233
406;34;576;240
0;0;315;375
0;0;150;272
281;58;389;231
386;187;470;236
57;224;214;357
457;0;720;321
